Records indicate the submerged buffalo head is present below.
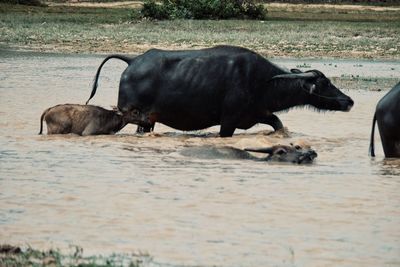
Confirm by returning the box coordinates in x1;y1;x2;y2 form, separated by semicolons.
245;144;318;164
272;70;354;112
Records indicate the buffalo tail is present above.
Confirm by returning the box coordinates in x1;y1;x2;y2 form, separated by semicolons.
85;55;132;105
369;113;377;157
39;108;48;135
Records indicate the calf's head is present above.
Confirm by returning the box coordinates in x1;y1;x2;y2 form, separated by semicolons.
245;144;318;164
273;70;354;112
113;107;152;126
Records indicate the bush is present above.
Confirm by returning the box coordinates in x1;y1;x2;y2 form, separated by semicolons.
0;0;46;6
141;0;267;20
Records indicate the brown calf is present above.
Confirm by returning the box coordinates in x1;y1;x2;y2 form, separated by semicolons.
39;104;147;135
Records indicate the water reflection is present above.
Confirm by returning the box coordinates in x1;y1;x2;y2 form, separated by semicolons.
378;158;400;176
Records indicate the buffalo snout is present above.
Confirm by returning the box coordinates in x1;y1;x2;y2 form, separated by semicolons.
340;96;354;112
295;149;318;164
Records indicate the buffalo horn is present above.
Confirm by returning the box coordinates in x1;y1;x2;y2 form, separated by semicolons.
244;147;274;154
271;71;317;80
290;68;302;73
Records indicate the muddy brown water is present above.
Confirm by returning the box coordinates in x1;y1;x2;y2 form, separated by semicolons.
1;50;399;266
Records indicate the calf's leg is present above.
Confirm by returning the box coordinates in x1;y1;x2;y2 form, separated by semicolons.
82;122;98;136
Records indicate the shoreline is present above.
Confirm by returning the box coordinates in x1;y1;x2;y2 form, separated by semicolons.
3;43;400;62
1;41;399;60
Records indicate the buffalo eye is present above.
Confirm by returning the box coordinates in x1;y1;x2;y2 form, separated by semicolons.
295;145;301;150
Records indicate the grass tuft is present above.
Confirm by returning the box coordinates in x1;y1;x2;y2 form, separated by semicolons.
0;244;151;267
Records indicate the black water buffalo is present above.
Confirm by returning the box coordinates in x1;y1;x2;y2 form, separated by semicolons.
369;82;400;158
180;144;317;164
39;104;146;135
86;45;354;137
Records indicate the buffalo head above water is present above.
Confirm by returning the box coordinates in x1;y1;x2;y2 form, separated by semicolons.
271;69;354;112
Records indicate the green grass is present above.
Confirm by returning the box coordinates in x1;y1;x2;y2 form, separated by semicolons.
1;3;399;58
0;4;140;23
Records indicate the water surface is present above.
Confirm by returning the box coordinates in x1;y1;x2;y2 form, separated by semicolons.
0;50;399;267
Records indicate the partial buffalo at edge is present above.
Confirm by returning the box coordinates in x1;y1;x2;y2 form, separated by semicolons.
369;82;400;158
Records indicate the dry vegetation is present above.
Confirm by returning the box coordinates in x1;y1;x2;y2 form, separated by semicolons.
0;244;150;267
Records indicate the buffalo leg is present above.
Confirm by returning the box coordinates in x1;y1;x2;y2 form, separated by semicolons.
136;123;155;134
382;140;400;158
377;112;400;158
220;91;247;137
220;115;239;137
219;123;236;137
380;132;400;158
260;114;283;131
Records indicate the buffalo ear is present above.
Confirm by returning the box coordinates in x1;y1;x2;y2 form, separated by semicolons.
244;147;273;154
309;84;316;94
302;81;316;94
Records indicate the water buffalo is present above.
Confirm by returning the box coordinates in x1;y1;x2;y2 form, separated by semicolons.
86;45;354;137
180;144;317;164
369;82;400;158
39;104;147;135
